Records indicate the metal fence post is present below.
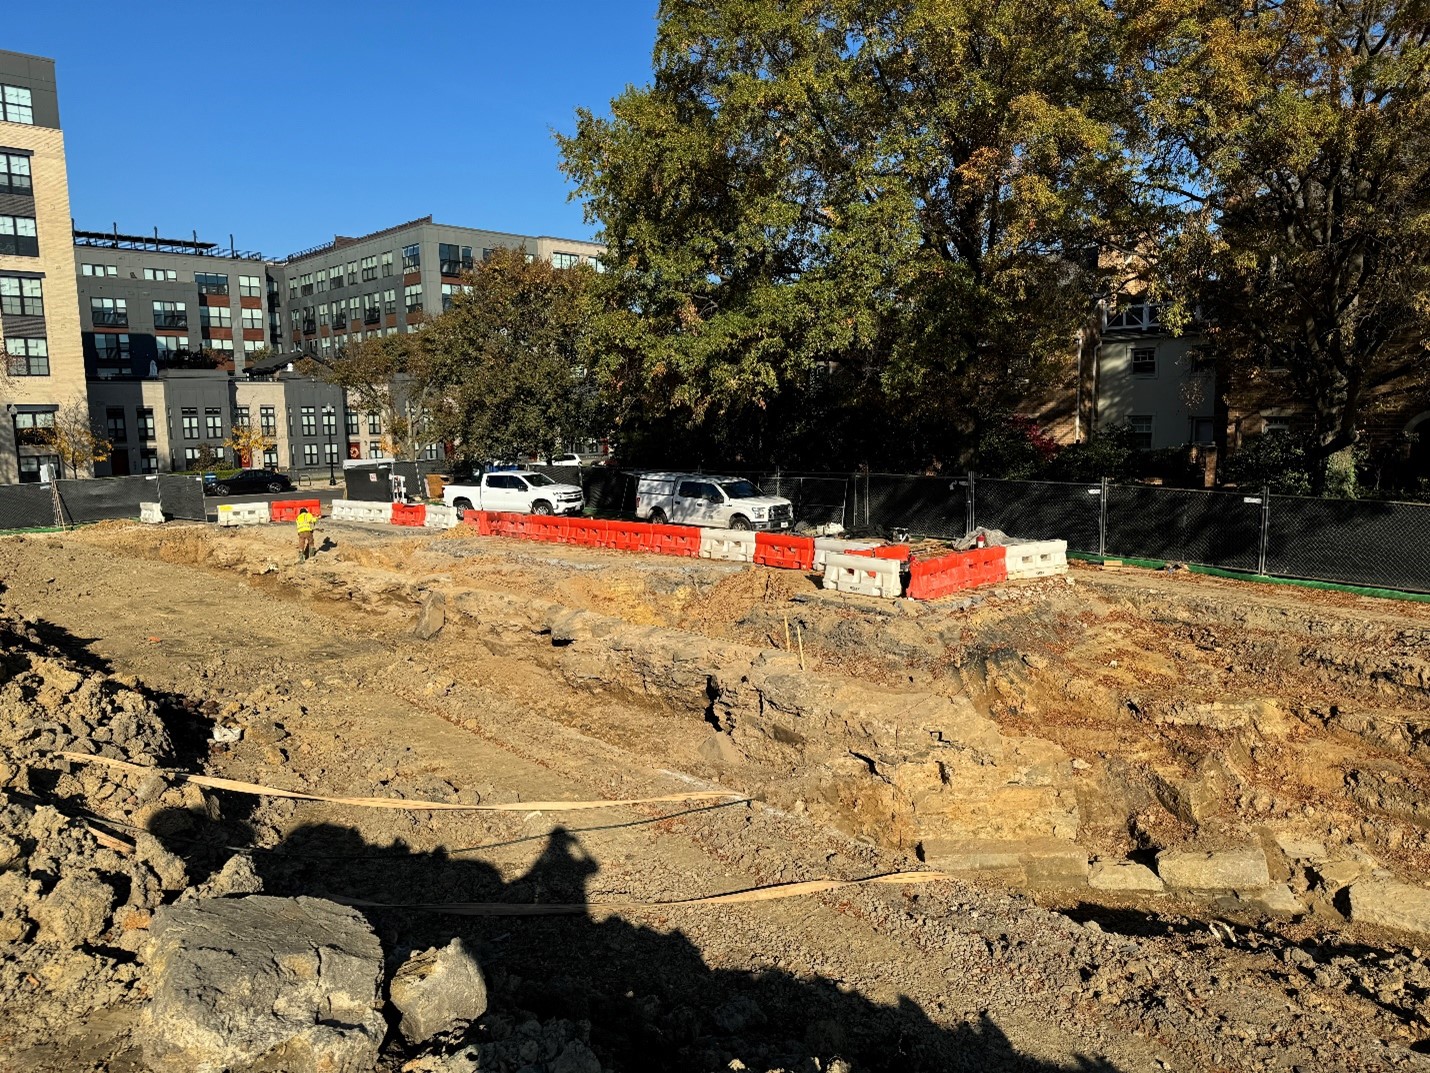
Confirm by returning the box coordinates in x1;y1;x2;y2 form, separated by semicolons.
1258;484;1271;576
1098;477;1109;556
966;470;977;534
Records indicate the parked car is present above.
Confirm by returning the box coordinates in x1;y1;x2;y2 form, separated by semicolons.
635;472;794;531
207;469;295;496
442;469;585;518
547;453;584;467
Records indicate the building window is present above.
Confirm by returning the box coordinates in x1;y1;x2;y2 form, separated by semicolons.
438;243;472;276
154;335;191;359
363;295;380;323
0;276;42;315
302;443;318;466
242;338;266;356
361;255;377;281
422;442;440;461
1264;419;1290;435
321;407;337;435
366;413;380;434
106;408;127;443
1131;347;1157;377
1129;415;1154;450
381;251;393;276
91;296;127;326
315;268;327;292
328;264;344;290
181;409;199;439
440;282;470;310
205;408;223;439
404;284;423;312
368;441;384;459
1192;417;1215;444
195;272;229;295
262;446;278;468
382;288;396;315
240;306;264;330
137;408;156;441
184;447;201;467
92;333;130;375
239;274;261;298
300;406;316;436
12;409;55;447
345;410;358;435
300;272;315;295
139;449;159;473
18;455;60;483
0;214;39;256
205;338;235;358
5;338;48;376
81;263;117;277
2;84;35;124
143;267;177;282
0;152;31;195
402;244;420;272
551;251;581;270
288;278;299;300
153;300;187;329
259;405;277;435
200;305;233;329
324;442;338;463
346;261;358;285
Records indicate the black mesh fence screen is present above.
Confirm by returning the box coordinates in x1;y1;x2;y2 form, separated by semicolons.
0;484;57;530
158;475;206;520
1266;496;1430;592
765;475;851;528
862;474;968;538
974;479;1103;552
0;475;195;529
54;477;148;522
1105;485;1262;570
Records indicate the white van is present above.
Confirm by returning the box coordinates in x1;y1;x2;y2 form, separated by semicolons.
635;472;794;531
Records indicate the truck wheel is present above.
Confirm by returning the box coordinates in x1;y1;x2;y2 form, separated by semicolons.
729;514;752;531
453;497;473;519
649;508;668;525
532;500;553;515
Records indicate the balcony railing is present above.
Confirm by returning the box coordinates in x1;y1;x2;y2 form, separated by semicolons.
302;320;317;334
92;310;128;327
154;313;188;330
332;313;347;330
364;308;380;325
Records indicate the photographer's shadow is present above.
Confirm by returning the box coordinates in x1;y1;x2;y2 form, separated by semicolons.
228;818;1123;1073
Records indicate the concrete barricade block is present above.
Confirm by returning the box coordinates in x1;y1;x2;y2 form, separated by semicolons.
215;502;267;527
699;529;757;563
1005;538;1068;580
822;552;902;599
330;500;390;523
423;504;459;529
812;538;878;572
139;502;164;525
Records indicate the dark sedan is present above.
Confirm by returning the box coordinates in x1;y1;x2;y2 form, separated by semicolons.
206;469;295;496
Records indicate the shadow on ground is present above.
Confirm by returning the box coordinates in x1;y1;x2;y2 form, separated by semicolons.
160;812;1127;1073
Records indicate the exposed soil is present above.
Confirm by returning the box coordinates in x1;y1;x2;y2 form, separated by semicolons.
0;519;1427;1072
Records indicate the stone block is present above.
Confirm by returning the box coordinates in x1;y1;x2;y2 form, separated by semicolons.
1156;847;1271;891
1088;860;1165;892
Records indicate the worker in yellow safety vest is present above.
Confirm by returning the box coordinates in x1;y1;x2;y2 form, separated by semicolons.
295;507;317;562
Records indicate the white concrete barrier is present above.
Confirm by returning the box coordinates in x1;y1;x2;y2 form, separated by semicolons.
813;537;878;572
423;504;459;529
216;502;267;527
330;499;390;523
139;502;164;525
1005;538;1068;580
822;552;902;599
699;528;757;563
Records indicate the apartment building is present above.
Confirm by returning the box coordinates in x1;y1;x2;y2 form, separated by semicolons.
1094;303;1217;451
0;49;84;483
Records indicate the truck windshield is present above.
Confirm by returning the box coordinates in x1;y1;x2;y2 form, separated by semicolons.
524;472;556;487
719;480;762;499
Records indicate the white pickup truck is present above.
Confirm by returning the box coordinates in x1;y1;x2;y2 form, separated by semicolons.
636;472;794;531
442;470;585;518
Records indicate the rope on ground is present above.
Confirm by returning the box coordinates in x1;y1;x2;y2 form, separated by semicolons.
339;870;959;916
56;752;748;813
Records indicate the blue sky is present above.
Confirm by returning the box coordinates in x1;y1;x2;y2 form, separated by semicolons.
4;0;660;257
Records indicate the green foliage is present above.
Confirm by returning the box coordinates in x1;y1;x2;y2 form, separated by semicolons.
974;416;1063;480
1049;425;1139;482
423;247;600;465
1219;433;1316;496
303;333;437;462
559;0;1139;470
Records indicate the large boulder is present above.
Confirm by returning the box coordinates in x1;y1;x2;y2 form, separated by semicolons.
141;895;385;1073
1348;879;1430;938
390;937;489;1044
1156;847;1270;891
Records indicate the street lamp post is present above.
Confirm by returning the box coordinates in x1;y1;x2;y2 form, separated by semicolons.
323;405;336;486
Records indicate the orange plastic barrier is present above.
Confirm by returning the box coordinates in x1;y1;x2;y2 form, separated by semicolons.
565;517;609;547
391;502;426;527
606;522;654;552
753;532;815;571
270;499;322;523
462;510;503;535
649;524;701;557
906;546;1007;601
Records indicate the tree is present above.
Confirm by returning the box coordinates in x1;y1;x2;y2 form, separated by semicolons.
422;246;600;465
1134;0;1430;490
558;0;1140;469
40;398;110;479
225;423;274;468
303;333;438;462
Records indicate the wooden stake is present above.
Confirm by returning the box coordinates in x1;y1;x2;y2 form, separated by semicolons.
796;623;805;671
784;615;791;651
